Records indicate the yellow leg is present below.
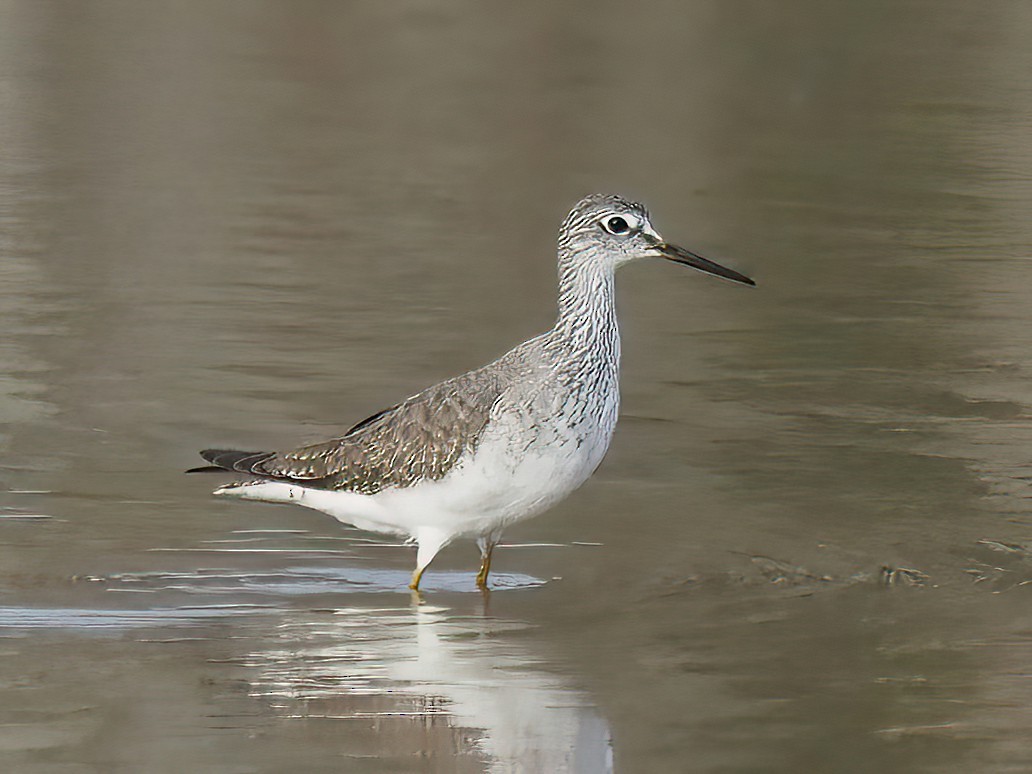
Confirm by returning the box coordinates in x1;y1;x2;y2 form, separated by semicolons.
475;542;495;589
409;527;449;592
409;566;425;591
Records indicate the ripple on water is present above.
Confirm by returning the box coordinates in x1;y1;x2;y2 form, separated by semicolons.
102;565;549;596
0;604;262;631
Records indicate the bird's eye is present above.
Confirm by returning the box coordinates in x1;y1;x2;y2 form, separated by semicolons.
602;215;632;235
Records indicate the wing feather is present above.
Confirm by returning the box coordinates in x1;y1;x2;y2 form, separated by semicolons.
207;370;505;494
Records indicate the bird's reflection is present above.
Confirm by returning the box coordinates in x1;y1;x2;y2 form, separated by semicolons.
243;601;612;772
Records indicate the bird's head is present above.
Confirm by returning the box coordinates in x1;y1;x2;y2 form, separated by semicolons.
559;193;754;286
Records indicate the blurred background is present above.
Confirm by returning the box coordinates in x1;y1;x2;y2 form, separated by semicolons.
1;1;1032;771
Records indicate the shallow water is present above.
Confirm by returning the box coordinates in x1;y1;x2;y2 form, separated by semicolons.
2;1;1032;771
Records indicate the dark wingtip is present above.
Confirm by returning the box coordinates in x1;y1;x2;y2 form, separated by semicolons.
186;465;225;474
194;448;272;473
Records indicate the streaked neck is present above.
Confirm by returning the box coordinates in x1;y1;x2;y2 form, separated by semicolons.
554;251;620;358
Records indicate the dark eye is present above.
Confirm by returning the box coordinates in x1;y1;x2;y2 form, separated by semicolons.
603;216;630;235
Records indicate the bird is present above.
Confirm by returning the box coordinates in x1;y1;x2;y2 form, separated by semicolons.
189;193;754;591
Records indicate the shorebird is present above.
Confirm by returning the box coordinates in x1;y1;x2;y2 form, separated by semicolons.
190;194;754;591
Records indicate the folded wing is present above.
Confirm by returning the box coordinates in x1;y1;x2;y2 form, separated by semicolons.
194;371;505;495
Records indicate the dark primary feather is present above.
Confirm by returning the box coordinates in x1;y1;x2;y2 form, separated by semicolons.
195;449;273;472
191;368;509;495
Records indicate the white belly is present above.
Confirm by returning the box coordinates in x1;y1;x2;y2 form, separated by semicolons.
377;412;615;536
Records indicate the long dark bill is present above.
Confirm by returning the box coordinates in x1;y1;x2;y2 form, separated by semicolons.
654;241;755;286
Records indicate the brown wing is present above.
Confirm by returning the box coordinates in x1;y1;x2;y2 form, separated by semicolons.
237;370;504;494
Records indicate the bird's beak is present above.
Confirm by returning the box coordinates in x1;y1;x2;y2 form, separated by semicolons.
645;236;755;287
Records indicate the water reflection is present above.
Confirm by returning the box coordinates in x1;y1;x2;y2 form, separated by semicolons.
239;603;612;772
0;536;607;772
0;592;612;772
